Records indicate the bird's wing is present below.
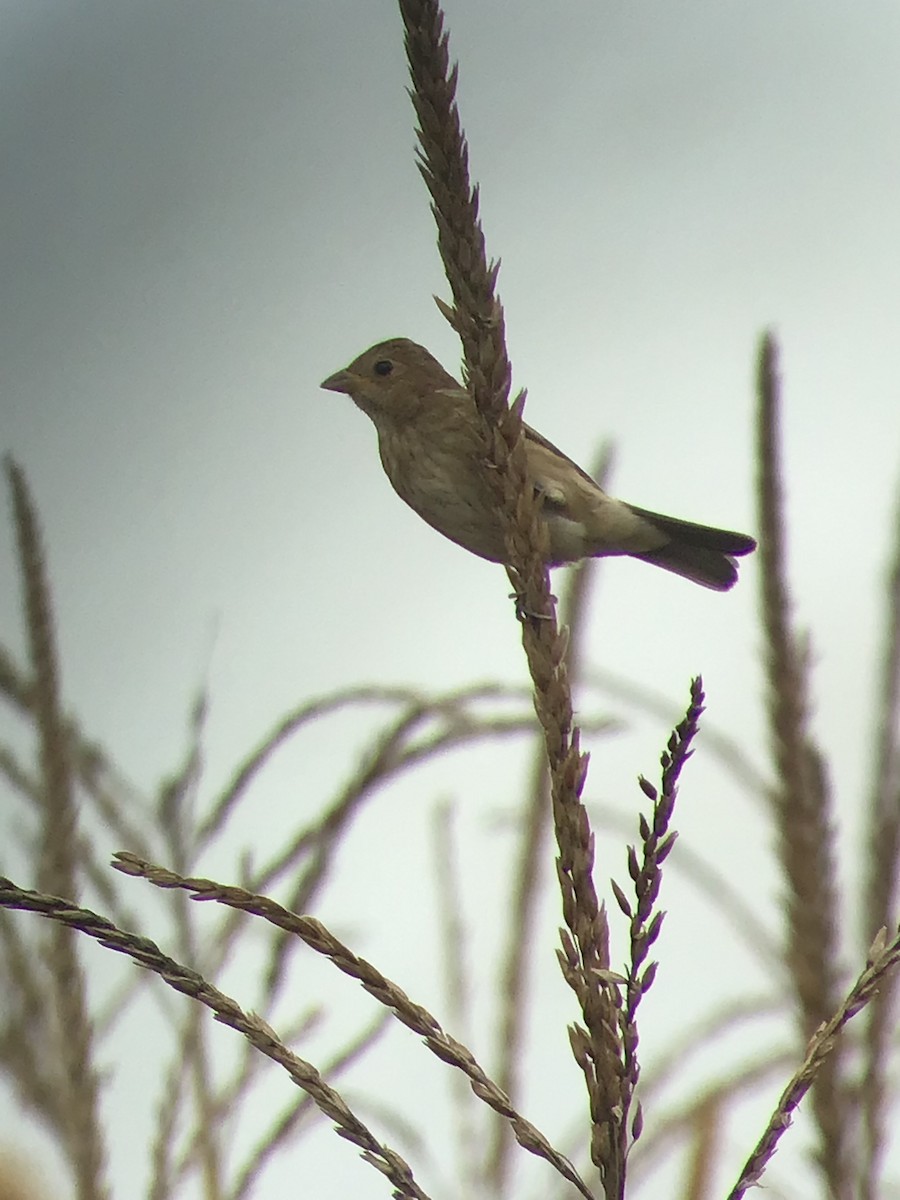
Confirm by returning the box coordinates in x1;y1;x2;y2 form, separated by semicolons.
523;423;600;489
522;422;665;556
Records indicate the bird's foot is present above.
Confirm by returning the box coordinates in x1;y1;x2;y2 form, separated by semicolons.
511;590;556;624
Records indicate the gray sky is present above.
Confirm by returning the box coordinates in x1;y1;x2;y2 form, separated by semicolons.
2;2;900;1196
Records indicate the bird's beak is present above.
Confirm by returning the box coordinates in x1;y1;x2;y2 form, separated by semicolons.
320;369;355;394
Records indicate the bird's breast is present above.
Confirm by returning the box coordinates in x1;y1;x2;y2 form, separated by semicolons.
376;421;509;562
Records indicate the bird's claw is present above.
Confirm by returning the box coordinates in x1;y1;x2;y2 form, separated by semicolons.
511;590;555;624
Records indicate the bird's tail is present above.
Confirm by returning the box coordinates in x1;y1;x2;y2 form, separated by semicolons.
627;505;757;591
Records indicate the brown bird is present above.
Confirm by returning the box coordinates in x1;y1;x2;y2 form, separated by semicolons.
321;338;756;590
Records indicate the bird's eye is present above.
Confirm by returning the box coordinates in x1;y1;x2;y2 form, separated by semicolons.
373;359;394;377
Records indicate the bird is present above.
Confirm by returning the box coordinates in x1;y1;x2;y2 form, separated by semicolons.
320;338;756;590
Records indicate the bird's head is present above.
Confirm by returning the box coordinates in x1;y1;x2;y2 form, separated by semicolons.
320;338;464;422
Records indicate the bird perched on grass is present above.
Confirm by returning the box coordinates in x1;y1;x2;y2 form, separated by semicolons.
321;338;756;590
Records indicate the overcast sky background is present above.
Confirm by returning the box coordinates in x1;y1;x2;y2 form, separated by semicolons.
2;2;900;1197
